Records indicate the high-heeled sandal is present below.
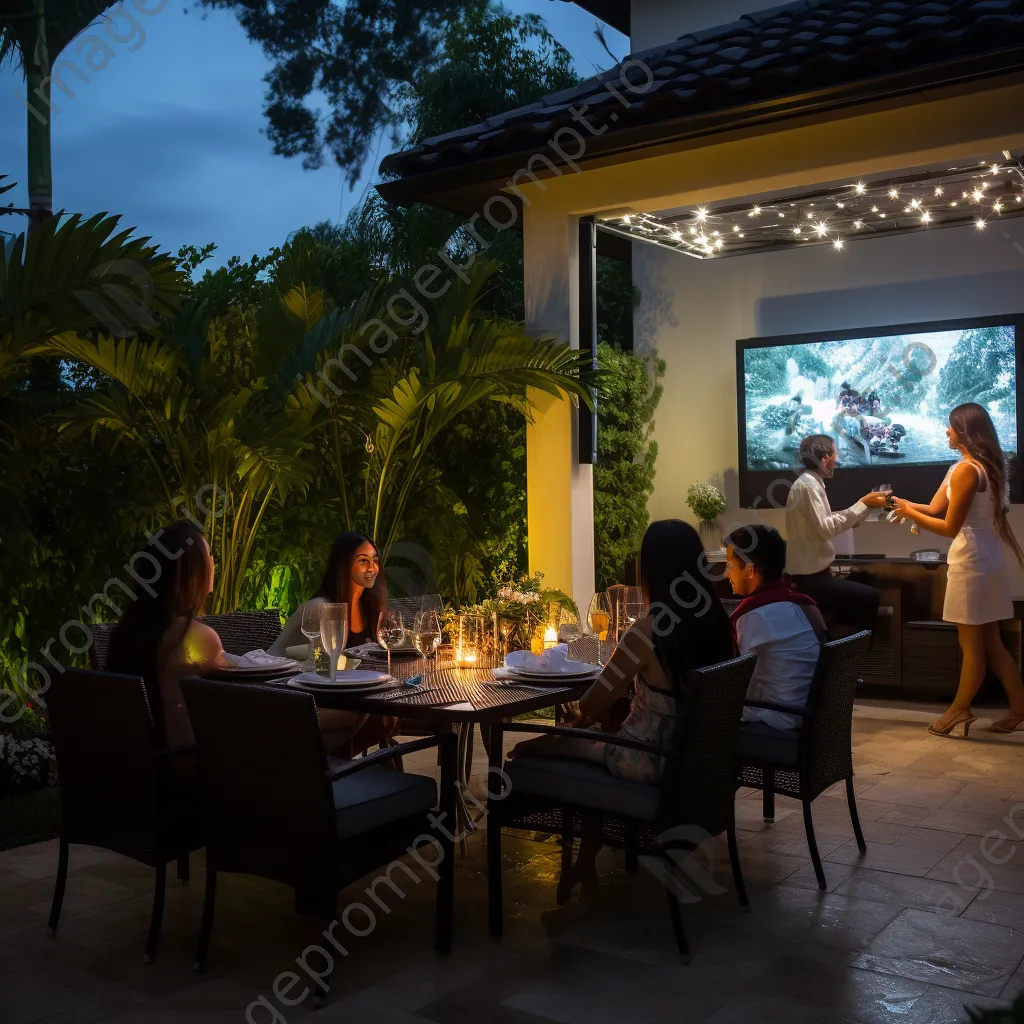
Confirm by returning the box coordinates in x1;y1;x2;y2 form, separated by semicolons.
928;709;977;737
992;713;1024;734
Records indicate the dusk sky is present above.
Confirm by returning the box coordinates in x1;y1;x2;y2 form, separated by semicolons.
0;3;625;268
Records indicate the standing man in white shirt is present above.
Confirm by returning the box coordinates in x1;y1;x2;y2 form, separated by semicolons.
785;434;889;639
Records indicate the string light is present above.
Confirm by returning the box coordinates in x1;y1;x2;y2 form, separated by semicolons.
607;154;1023;259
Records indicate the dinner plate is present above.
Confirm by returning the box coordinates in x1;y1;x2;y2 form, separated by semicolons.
492;666;599;686
511;661;602;678
202;664;302;681
287;679;395;695
289;670;391;687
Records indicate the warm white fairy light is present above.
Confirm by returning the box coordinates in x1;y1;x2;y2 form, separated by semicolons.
871;206;879;213
733;225;740;232
934;186;944;196
793;226;801;235
994;202;1003;213
622;215;631;225
778;212;786;218
815;221;829;237
670;230;682;240
976;218;987;230
837;202;845;209
696;207;708;221
921;211;931;223
833;239;844;250
972;189;984;201
951;201;958;207
889;188;899;199
910;198;920;209
855;182;866;194
749;205;762;217
854;220;864;229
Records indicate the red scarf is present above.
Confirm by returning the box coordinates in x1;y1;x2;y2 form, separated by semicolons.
729;579;819;640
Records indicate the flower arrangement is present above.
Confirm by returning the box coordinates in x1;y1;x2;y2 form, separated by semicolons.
443;569;578;653
0;733;54;794
685;481;727;522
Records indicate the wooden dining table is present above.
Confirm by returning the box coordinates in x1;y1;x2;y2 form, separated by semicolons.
272;658;593;851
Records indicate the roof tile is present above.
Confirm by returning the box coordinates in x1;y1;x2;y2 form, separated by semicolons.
381;0;1024;180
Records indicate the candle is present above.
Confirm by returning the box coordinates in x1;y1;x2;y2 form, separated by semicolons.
456;648;478;668
543;626;558;650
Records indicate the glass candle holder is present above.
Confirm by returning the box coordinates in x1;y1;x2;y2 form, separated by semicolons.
455;614;484;668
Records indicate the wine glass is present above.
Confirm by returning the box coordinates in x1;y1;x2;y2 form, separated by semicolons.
557;605;584;645
413;610;442;670
378;610;407;677
319;602;348;684
301;603;322;671
623;586;644;629
588;592;612;641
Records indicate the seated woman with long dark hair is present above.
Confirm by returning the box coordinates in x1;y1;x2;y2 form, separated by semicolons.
271;532;394;754
510;519;735;901
108;521;229;747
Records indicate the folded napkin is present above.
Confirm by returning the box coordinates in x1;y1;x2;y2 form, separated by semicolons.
345;642;386;658
505;645;575;672
223;650;298;670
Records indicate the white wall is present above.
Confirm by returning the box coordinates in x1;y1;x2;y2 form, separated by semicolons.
630;0;768;51
633;220;1024;591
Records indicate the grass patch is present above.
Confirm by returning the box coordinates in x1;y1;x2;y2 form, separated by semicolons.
0;786;60;851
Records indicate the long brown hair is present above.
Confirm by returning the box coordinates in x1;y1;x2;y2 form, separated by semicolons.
107;521;212;739
949;403;1024;567
313;532;388;638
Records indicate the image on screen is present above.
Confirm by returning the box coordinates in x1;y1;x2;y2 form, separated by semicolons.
742;325;1017;472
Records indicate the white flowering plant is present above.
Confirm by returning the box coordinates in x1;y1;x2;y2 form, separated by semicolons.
685;481;727;522
0;732;54;794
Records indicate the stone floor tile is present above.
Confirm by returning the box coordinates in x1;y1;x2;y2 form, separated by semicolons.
926;835;1024;895
825;840;949;878
780;859;859;894
916;808;1024;839
877;806;933;827
853;780;967;810
960;889;1024;929
1001;971;1024;1001
834;868;977;916
851;908;1024;996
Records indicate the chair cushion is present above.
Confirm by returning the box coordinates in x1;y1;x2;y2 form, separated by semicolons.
331;765;437;839
504;756;661;821
736;721;800;766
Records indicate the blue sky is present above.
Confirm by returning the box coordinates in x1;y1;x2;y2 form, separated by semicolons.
0;3;625;267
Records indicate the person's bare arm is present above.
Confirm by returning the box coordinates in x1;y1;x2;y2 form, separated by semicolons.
898;476;951;517
579;622;653;721
893;463;978;538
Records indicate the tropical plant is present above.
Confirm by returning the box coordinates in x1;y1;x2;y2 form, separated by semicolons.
0;0;119;229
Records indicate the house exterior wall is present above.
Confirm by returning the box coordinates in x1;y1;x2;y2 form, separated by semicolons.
632;220;1024;591
630;0;771;51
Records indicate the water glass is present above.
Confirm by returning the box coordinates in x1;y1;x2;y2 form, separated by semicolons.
378;610;407;676
413;610;442;671
301;603;322;671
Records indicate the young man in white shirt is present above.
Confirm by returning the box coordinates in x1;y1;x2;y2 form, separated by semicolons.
785;434;888;639
726;526;826;752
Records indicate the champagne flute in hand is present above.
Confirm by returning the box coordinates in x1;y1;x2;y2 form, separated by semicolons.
378;610;406;677
413;610;442;671
319;603;348;683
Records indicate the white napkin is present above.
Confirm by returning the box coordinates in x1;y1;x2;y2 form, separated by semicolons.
505;645;570;672
345;642;386;657
223;650;298;670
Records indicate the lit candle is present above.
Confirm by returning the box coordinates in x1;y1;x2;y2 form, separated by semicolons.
543;626;558;650
456;648;478;668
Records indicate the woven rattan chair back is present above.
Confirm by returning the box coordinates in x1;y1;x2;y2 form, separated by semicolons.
180;678;337;890
198;610;282;655
88;624;115;670
803;631;871;799
48;669;162;861
662;654;756;835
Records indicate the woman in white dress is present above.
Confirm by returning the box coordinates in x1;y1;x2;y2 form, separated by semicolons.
892;403;1024;736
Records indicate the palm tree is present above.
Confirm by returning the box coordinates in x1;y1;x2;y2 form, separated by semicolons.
0;0;116;231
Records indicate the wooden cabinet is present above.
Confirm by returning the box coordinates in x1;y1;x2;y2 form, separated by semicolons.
902;620;961;699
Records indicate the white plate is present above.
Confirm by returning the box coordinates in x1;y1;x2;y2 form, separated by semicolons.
493;666;599;684
289;670;391;687
512;661;602;678
287;679;395;694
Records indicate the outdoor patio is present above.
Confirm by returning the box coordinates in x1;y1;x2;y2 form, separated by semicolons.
3;703;1023;1024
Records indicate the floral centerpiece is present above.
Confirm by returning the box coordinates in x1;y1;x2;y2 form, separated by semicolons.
685;480;728;548
443;569;579;655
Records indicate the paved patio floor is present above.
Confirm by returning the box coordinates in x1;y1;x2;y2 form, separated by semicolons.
2;703;1024;1024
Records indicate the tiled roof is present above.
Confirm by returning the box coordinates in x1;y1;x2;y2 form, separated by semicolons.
380;0;1024;186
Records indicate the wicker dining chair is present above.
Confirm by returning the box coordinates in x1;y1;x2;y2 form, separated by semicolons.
46;669;204;962
487;653;757;962
180;677;458;997
735;631;872;891
87;611;283;671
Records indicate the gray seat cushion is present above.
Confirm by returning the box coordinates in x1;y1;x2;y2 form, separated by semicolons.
736;721;800;766
331;765;437;839
504;756;661;821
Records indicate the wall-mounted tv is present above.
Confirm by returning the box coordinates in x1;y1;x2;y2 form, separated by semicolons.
737;314;1022;509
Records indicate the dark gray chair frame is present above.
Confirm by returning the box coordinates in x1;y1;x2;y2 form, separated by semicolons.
46;669;203;963
89;609;284;670
485;654;757;962
736;631;871;890
180;677;458;1000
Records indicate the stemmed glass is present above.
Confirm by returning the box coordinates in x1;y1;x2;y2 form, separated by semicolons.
588;592;612;641
557;605;584;645
378;610;407;677
623;587;644;630
318;603;348;684
301;603;322;672
413;610;442;671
